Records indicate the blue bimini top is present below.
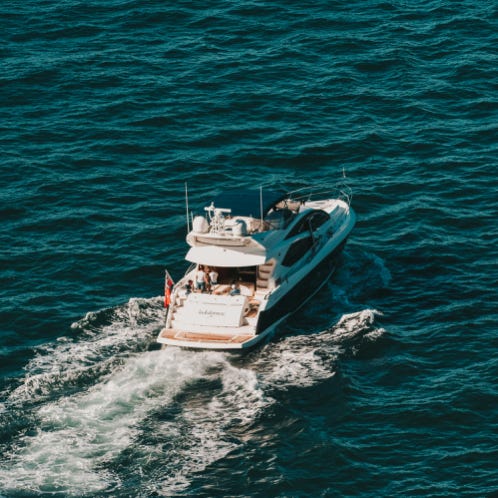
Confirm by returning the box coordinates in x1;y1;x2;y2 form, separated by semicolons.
210;189;286;218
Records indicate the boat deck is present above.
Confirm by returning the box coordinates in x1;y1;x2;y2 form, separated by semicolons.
159;277;266;349
159;328;254;344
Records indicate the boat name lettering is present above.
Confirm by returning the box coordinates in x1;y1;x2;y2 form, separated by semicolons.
198;309;225;317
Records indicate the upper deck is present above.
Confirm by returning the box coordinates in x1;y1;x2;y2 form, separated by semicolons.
184;184;353;266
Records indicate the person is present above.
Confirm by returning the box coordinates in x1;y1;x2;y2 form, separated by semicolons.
185;279;193;295
195;266;206;292
209;268;219;287
204;266;212;292
229;282;240;296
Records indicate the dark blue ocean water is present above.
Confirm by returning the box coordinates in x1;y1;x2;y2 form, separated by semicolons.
1;1;498;496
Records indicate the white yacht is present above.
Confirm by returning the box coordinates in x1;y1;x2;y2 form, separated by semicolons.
157;183;356;350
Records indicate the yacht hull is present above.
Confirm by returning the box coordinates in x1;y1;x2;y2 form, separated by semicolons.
256;239;346;335
157;185;355;351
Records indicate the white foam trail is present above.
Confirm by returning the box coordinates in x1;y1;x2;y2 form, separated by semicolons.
7;297;164;406
1;295;276;496
253;308;385;389
0;348;226;496
157;361;270;494
1;297;386;495
212;362;269;424
256;337;340;389
1;344;274;497
332;309;384;340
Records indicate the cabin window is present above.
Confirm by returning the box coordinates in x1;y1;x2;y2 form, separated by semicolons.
286;210;329;239
282;236;313;266
309;210;330;230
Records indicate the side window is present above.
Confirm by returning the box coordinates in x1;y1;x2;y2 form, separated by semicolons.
286;214;312;239
282;236;313;266
310;211;329;230
286;210;329;239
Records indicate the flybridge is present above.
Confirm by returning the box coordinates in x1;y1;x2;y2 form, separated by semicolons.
185;189;286;255
185;202;269;267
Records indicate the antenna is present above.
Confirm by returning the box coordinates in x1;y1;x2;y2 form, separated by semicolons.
259;185;264;230
185;182;190;233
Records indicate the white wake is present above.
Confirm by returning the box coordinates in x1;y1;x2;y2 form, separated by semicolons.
0;297;384;496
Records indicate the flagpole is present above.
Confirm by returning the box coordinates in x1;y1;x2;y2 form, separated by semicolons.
164;270;174;309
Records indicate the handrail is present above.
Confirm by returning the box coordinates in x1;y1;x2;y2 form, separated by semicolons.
286;181;353;206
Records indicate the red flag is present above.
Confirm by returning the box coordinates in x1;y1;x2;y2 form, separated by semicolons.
164;270;174;308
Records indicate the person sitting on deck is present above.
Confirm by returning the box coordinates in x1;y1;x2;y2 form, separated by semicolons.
229;282;241;296
185;279;193;295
